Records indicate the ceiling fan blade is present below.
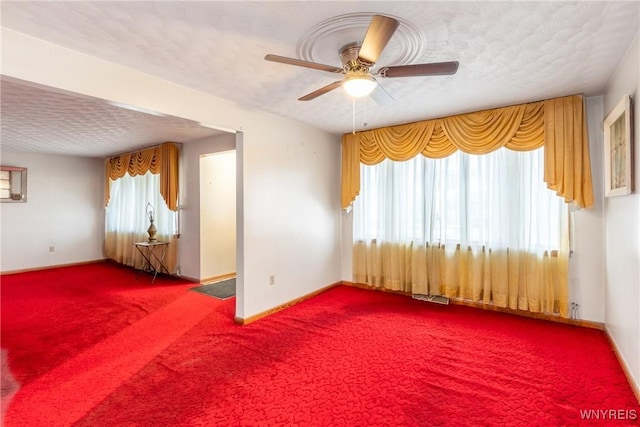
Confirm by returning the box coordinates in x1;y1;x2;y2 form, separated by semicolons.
298;81;343;101
358;15;399;65
369;82;394;106
265;54;344;74
379;61;459;78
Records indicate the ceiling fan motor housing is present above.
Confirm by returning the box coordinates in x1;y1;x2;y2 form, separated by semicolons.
340;42;371;72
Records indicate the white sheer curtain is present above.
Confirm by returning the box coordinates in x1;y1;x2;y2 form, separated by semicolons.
353;147;570;316
105;171;178;273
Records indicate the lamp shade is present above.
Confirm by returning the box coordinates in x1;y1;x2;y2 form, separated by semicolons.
343;75;377;98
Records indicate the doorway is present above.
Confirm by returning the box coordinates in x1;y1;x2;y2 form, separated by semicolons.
199;150;236;282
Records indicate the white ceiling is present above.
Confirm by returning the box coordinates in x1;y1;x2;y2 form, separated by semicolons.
1;1;639;158
0;78;226;157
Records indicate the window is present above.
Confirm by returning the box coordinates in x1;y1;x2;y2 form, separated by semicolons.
0;166;27;202
0;170;10;199
105;171;178;271
354;147;566;253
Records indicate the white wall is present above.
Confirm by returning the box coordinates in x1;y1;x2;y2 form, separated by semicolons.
569;96;606;322
240;115;341;317
1;28;342;319
340;208;353;281
603;32;639;393
179;133;237;281
200;151;236;280
186;119;341;318
0;150;104;271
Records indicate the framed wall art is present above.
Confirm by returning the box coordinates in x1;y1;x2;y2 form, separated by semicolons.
604;94;633;197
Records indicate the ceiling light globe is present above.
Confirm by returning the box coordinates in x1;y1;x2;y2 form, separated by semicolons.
343;75;377;98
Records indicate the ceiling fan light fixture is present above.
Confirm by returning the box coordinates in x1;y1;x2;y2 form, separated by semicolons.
343;74;377;98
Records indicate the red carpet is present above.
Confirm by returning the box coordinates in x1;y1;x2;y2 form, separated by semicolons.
2;263;638;426
1;263;195;384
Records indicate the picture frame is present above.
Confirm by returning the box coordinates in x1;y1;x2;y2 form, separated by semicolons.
604;94;633;197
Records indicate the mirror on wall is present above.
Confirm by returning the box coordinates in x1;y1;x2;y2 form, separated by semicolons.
0;166;27;202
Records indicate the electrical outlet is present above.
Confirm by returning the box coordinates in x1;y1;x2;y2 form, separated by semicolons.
48;246;55;253
269;275;275;286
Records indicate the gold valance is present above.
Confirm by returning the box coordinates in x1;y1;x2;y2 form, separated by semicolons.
342;95;593;209
104;142;179;211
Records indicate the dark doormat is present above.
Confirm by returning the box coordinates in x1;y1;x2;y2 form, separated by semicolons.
190;278;236;300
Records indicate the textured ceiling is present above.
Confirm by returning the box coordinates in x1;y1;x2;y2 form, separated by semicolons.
1;1;639;157
0;79;225;157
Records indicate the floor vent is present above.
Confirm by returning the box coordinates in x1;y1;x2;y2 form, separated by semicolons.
412;294;450;305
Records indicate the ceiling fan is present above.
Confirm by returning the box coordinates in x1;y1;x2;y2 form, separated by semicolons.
265;14;459;102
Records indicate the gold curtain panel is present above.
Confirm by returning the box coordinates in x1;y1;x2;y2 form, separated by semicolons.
342;95;593;209
104;142;180;211
353;242;569;318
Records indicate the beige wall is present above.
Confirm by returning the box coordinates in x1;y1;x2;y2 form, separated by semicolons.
0;150;105;271
569;96;606;323
200;150;236;280
179;133;237;281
